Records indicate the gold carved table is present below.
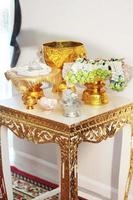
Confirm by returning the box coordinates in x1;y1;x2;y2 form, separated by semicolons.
0;95;133;200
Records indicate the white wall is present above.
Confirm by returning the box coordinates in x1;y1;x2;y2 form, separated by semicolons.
13;0;133;199
0;0;14;99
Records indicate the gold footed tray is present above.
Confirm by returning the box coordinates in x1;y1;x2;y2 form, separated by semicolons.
5;69;62;109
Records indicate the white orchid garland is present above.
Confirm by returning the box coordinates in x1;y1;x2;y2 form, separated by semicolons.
63;58;127;91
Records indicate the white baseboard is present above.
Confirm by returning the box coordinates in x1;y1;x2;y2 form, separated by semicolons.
14;150;59;184
79;175;116;200
13;150;133;200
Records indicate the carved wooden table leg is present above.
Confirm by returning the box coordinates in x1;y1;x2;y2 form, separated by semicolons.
118;125;132;200
0;168;8;200
124;149;133;200
124;126;133;200
59;139;78;200
0;126;8;200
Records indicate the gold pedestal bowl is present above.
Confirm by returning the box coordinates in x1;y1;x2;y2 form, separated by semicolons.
82;81;109;105
42;41;86;68
42;41;87;92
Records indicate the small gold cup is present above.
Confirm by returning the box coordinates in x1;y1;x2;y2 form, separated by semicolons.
42;41;87;69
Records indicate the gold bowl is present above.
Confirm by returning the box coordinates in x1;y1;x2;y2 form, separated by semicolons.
42;41;87;69
42;41;87;92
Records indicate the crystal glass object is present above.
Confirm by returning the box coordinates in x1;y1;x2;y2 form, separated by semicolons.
60;89;80;117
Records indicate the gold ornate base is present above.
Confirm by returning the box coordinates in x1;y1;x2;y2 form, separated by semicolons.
52;70;63;93
22;83;44;109
58;81;76;94
82;81;109;105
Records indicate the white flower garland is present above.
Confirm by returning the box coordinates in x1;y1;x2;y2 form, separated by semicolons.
63;58;127;91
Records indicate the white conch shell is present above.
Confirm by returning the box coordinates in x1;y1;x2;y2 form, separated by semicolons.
38;97;57;111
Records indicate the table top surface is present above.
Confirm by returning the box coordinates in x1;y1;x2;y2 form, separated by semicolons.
0;94;133;126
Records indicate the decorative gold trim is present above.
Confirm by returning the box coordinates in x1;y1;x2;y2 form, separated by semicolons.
0;103;133;134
